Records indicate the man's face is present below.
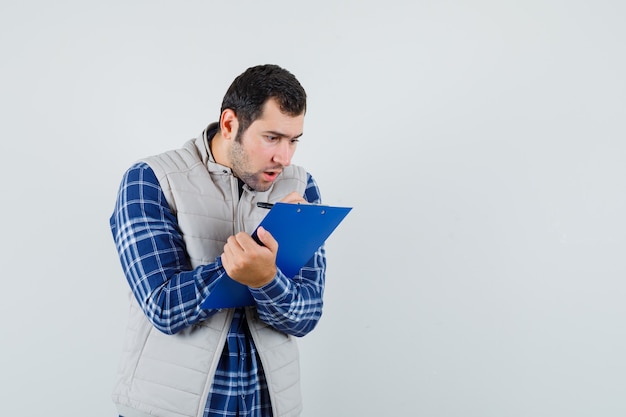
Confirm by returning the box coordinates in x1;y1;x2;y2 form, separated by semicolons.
228;99;304;192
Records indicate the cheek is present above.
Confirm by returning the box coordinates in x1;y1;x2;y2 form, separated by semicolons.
251;148;273;166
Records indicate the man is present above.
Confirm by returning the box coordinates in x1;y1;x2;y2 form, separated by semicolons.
109;64;325;417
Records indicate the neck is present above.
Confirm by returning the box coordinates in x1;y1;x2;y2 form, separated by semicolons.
209;131;230;168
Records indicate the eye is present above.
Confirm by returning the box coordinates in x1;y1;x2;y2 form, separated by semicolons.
265;135;278;142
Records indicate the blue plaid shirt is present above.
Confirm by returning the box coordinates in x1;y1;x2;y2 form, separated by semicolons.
110;162;325;417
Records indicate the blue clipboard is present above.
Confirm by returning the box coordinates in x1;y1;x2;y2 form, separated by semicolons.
201;202;352;309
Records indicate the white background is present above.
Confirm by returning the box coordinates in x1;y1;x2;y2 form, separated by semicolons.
1;1;625;416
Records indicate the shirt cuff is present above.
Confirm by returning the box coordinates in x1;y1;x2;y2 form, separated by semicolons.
249;270;292;303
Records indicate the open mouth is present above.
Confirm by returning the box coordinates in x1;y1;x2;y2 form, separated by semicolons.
263;171;280;181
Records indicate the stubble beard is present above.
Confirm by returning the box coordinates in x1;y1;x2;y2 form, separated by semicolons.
229;139;271;192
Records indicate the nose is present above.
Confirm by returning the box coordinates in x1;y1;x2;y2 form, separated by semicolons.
272;141;293;166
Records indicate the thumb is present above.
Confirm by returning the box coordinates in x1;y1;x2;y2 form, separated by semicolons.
256;226;278;254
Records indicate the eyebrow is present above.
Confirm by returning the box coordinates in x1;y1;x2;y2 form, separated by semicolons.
263;130;303;140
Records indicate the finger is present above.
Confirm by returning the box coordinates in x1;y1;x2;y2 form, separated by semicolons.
224;235;242;254
280;191;306;204
221;235;246;275
222;235;244;267
255;226;278;254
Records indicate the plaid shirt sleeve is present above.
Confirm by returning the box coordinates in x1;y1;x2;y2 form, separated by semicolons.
109;162;222;334
110;163;326;337
249;173;326;337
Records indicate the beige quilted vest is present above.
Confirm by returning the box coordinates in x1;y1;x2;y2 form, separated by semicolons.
112;126;308;417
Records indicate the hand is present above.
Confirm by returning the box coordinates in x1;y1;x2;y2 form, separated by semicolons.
221;226;279;288
280;191;307;205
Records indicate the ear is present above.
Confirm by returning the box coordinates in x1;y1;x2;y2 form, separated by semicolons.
219;109;239;141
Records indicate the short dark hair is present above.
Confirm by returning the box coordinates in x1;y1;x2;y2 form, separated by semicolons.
220;64;307;138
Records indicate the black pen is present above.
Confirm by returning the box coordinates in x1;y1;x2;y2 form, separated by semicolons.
256;202;274;209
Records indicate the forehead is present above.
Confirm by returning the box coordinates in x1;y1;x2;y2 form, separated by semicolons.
250;99;304;136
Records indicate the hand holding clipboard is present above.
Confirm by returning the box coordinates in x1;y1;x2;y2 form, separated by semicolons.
201;202;352;309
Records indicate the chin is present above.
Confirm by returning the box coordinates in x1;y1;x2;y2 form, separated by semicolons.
242;174;274;192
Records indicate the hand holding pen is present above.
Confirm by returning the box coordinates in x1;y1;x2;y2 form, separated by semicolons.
257;191;307;209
